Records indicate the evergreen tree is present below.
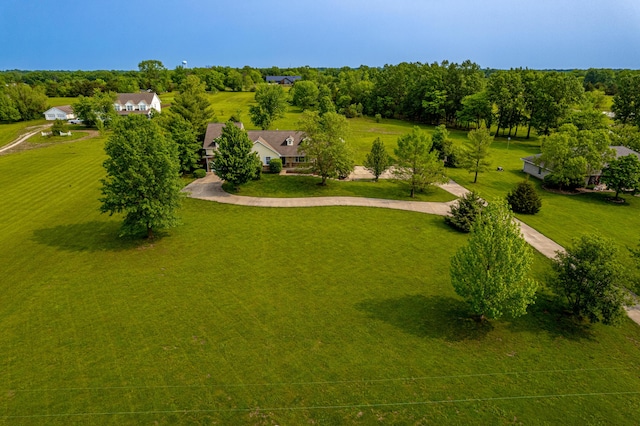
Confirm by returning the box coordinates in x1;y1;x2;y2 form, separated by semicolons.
364;137;391;181
211;121;261;190
171;75;215;138
506;180;542;214
445;190;485;232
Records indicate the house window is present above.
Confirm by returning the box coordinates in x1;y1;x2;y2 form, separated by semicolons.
294;156;305;163
266;157;271;164
126;105;133;111
114;104;121;111
139;104;147;111
286;136;294;146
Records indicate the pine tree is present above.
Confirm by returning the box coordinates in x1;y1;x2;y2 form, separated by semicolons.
364;137;391;181
506;180;542;214
211;122;261;190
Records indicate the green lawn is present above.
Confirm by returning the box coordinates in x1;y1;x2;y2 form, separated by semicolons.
47;97;79;107
0;119;50;148
26;131;90;145
224;174;456;202
1;135;640;424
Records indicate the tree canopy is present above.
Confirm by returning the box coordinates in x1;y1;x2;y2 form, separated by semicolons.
458;128;492;183
299;111;354;185
601;154;640;200
170;74;215;138
364;137;392;181
211;121;261;190
249;83;288;130
450;200;537;320
393;126;447;197
551;234;628;325
100;114;182;239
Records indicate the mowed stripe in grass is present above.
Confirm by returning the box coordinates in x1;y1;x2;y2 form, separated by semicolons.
1;137;640;423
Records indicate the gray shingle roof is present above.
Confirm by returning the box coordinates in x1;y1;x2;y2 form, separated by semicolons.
202;122;305;157
116;92;157;105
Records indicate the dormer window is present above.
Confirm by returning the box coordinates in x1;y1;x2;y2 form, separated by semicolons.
126;104;133;111
114;104;121;111
139;104;147;111
286;136;294;146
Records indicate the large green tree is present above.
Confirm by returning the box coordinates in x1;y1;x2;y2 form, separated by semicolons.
72;90;118;129
299;111;354;185
612;71;640;127
100;114;182;239
539;124;614;189
171;75;215;138
3;83;48;121
551;234;628;325
0;88;20;121
600;154;640;200
364;137;392;181
393;126;447;197
450;200;537;320
157;112;201;174
138;59;169;93
458;127;492;183
249;83;288;130
290;80;319;110
211;121;261;190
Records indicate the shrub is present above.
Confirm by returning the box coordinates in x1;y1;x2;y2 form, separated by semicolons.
543;173;583;190
253;158;262;180
445;190;485;232
193;168;206;179
269;158;283;174
375;113;382;123
507;180;542;214
50;119;67;136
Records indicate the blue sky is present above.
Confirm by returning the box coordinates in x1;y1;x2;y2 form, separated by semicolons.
2;0;639;70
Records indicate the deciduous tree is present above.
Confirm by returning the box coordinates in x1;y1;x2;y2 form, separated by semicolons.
158;113;201;174
299;111;354;185
290;80;319;110
458;128;492;183
393;126;447;197
3;84;48;121
450;200;537;320
211;121;261;190
551;234;628;325
138;59;169;93
100;114;182;239
72;90;117;128
249;83;288;130
364;137;392;181
601;154;640;200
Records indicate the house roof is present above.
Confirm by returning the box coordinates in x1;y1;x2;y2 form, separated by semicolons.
202;122;306;157
247;130;305;157
265;76;302;84
44;105;73;114
611;145;640;160
203;122;245;149
116;92;157;105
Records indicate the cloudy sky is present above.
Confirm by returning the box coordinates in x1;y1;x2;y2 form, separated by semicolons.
2;0;639;70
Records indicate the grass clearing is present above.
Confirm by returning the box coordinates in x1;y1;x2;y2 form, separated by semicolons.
223;174;456;202
1;135;640;423
0;119;49;148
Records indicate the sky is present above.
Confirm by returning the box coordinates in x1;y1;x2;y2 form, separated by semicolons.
2;0;640;71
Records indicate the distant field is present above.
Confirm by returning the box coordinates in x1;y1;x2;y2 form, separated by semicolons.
47;97;79;107
1;136;640;424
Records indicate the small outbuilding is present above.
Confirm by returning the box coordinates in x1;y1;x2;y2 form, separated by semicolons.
43;105;75;121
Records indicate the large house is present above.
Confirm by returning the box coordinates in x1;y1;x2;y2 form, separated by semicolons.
521;145;640;185
202;122;306;171
43;105;76;121
265;76;302;85
114;92;161;116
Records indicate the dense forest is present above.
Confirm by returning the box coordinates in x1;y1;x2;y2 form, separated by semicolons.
1;61;639;148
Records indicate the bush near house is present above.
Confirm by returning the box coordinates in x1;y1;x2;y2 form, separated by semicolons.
269;158;283;173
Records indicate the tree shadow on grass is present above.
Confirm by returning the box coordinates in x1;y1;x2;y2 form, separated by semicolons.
31;221;161;252
356;294;493;342
504;293;596;341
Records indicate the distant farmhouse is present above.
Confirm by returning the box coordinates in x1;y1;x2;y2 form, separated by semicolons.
113;92;161;116
265;76;302;85
522;145;640;185
43;105;76;121
202;122;306;171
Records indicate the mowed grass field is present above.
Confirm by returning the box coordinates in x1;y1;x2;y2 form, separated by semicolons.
1;133;640;424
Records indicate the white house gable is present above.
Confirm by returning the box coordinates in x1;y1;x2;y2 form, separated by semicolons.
253;139;282;165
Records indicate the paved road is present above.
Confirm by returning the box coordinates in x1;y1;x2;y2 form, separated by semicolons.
184;173;639;325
